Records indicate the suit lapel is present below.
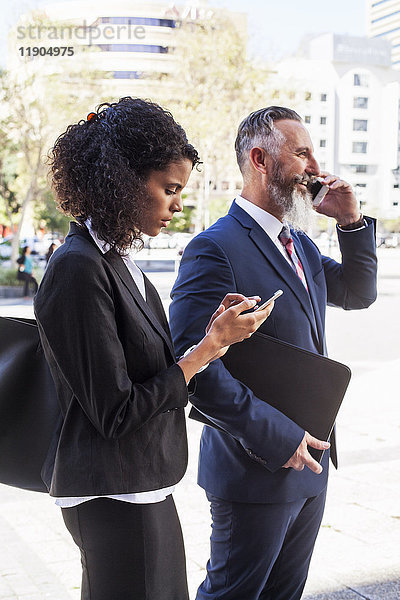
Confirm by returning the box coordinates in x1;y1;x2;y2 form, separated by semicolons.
103;250;176;362
229;203;320;347
144;276;173;340
66;222;176;360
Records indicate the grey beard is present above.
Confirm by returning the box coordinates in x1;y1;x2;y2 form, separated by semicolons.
283;189;314;232
267;181;314;232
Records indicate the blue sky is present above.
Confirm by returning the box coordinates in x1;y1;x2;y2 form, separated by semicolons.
1;0;367;67
212;0;367;59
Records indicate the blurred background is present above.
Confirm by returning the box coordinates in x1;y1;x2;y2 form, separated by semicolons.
1;0;400;281
0;2;399;599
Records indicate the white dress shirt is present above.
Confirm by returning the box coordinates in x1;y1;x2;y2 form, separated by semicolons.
234;195;293;266
55;221;175;508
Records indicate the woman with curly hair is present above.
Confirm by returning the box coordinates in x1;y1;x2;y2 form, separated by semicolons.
34;97;273;600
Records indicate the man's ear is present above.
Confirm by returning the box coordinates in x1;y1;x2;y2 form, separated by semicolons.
249;147;269;175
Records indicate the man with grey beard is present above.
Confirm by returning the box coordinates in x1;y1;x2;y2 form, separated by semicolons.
169;106;377;600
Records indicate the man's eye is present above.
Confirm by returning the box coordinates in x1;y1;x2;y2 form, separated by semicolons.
166;189;175;195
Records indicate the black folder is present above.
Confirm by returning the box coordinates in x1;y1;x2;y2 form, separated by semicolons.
189;331;351;462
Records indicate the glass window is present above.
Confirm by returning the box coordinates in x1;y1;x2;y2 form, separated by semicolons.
354;73;369;87
304;115;311;124
320;140;326;148
353;119;368;131
100;17;175;27
320;93;327;102
353;164;367;173
353;97;369;109
353;142;368;153
320;117;327;125
99;44;168;53
113;71;141;79
305;92;312;101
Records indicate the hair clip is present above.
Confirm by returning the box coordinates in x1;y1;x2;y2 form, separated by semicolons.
86;112;98;122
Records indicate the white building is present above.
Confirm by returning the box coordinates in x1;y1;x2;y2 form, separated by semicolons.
10;0;246;97
270;33;400;218
367;0;400;68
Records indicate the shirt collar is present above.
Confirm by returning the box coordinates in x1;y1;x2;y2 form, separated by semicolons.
85;218;111;254
234;195;284;242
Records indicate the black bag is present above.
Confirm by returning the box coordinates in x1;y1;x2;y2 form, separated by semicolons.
16;256;25;280
0;316;60;492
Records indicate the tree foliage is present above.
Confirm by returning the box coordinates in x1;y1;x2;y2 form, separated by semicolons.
0;19;108;263
159;13;273;227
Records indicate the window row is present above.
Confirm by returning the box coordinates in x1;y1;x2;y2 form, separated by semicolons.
272;92;328;102
304;116;327;124
304;117;368;131
314;142;368;153
100;17;176;28
98;44;168;53
304;92;327;102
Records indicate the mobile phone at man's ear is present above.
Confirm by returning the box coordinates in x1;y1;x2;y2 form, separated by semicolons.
307;178;329;206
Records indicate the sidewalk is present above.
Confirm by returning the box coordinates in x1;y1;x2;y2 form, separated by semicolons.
0;256;399;599
0;355;398;599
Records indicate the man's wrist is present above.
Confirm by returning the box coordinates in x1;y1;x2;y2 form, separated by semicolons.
337;213;364;229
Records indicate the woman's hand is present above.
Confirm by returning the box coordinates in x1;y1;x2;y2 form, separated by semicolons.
205;294;273;361
177;293;274;383
205;293;260;332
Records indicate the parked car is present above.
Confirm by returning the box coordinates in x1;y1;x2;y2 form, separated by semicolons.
377;233;399;248
0;234;63;262
0;237;12;258
147;233;174;249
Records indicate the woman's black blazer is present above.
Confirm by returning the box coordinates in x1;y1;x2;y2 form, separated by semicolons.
34;222;188;497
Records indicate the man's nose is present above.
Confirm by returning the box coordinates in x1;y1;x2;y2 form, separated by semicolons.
305;155;320;176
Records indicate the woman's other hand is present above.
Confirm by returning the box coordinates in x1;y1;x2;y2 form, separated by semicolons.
205;294;274;361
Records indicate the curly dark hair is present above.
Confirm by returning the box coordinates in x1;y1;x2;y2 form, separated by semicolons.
49;97;200;251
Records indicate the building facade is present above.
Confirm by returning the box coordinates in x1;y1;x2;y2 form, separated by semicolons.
270;33;400;218
367;0;400;67
10;0;245;96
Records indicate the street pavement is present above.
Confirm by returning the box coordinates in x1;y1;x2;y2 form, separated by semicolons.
0;247;399;599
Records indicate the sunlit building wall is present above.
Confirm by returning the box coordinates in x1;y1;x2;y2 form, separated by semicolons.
270;33;400;217
10;0;246;98
367;0;400;67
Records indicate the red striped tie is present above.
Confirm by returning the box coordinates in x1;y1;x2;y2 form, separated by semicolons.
278;226;308;291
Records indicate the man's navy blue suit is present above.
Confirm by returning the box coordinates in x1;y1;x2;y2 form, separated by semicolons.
169;202;377;599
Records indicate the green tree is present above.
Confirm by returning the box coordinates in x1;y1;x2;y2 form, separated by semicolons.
167;204;195;233
33;188;70;237
159;12;273;229
1;17;108;264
